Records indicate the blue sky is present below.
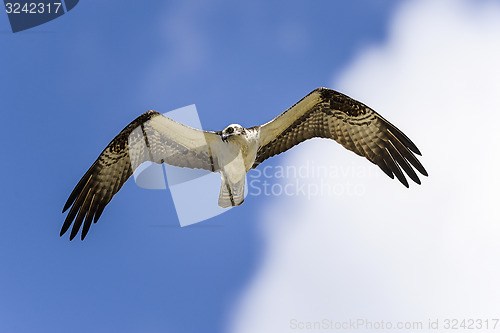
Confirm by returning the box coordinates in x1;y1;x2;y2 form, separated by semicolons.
7;0;499;332
231;1;500;332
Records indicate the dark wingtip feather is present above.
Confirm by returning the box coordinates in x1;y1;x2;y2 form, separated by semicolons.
60;205;80;237
396;170;409;187
409;144;421;156
61;111;157;240
383;122;421;156
81;198;98;240
81;212;94;240
386;132;428;181
60;225;69;237
60;217;71;236
383;148;409;187
69;222;81;241
69;209;87;240
80;228;88;240
62;195;76;214
62;169;95;213
93;200;108;225
377;158;394;179
387;140;421;185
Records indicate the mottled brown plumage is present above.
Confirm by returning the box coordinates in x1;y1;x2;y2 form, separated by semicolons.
253;88;427;188
62;111;222;240
62;87;427;240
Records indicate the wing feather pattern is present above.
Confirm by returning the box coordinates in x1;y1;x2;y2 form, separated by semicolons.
253;87;427;186
61;111;222;240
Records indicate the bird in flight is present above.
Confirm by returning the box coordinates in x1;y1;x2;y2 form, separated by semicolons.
62;87;427;240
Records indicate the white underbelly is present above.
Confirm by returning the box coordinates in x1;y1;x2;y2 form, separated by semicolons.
219;143;247;182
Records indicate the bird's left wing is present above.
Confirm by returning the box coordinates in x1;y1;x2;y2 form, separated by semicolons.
61;111;222;240
253;87;427;186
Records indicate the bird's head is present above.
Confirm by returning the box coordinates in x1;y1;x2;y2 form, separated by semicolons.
221;124;245;142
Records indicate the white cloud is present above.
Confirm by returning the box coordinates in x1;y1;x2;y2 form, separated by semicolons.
232;0;500;332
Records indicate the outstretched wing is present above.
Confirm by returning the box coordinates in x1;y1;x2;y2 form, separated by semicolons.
61;111;222;240
254;87;427;186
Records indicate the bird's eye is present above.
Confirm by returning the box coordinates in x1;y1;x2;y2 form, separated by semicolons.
227;127;234;134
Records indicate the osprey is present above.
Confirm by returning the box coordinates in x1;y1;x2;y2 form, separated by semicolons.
62;88;427;240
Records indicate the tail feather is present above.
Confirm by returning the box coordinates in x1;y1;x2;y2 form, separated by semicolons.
218;176;245;208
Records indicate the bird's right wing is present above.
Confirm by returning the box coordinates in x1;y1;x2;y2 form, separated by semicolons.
254;88;427;186
61;111;222;240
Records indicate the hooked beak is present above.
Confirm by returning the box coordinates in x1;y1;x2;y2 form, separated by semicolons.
221;133;228;142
